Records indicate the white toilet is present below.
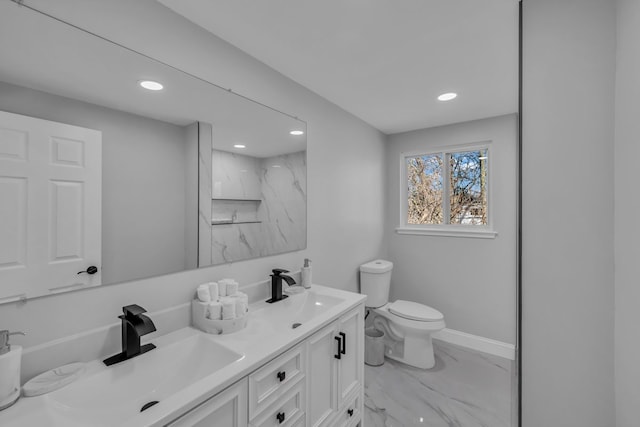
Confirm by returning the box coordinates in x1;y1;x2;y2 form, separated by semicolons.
360;259;445;369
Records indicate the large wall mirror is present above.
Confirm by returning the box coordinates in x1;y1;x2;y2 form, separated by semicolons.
0;2;306;303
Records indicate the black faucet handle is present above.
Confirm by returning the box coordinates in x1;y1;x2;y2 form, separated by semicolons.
272;268;290;276
122;304;148;318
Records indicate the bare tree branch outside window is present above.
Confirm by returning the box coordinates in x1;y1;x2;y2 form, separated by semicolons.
406;148;488;226
450;149;488;225
406;154;443;224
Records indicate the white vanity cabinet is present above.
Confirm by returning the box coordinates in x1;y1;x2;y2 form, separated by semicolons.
166;378;248;427
307;306;364;427
166;302;364;427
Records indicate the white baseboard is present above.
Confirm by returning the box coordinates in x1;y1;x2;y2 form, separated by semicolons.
433;328;516;360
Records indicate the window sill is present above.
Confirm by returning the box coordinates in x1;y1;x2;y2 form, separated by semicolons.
395;226;498;239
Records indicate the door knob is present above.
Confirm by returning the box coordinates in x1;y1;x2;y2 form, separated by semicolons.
77;266;98;275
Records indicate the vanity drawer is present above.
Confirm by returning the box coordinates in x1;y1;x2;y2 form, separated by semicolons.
249;344;305;417
250;379;305;427
289;414;305;427
166;378;248;427
335;390;361;427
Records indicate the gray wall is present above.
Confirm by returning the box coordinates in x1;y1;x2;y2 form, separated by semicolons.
387;114;517;344
522;0;616;425
0;0;386;355
615;0;640;425
0;81;190;285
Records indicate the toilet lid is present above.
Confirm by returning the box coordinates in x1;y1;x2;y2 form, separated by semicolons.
388;300;443;322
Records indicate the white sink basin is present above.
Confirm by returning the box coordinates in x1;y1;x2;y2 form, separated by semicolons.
253;290;344;328
44;332;243;426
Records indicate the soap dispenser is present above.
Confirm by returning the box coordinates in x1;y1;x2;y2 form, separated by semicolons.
0;330;25;411
301;258;312;289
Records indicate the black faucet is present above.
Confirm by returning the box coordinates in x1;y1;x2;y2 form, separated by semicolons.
266;268;296;303
103;304;156;366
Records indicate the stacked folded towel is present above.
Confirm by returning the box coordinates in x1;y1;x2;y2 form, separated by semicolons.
207;301;222;320
197;281;221;302
220;297;236;320
208;282;219;301
231;292;249;316
196;280;248;320
196;284;212;302
218;278;239;297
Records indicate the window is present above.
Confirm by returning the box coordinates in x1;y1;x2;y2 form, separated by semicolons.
399;144;496;238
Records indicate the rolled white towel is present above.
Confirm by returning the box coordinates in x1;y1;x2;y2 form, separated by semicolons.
207;282;219;302
218;278;233;297
225;281;239;296
235;298;248;316
196;284;211;302
192;300;208;321
207;301;222;320
231;291;249;306
221;297;236;320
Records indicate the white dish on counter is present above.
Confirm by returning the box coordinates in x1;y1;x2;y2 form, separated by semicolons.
22;362;86;397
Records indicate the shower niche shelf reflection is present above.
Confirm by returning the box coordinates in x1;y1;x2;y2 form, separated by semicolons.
211;198;261;226
212;198;262;202
207;149;307;265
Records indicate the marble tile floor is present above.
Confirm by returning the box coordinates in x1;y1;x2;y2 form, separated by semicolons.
364;340;515;427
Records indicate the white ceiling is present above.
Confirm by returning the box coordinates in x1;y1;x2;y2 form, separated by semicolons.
0;2;305;158
158;0;519;135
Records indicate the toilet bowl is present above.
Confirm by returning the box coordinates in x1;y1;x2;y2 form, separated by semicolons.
360;260;445;369
371;300;445;369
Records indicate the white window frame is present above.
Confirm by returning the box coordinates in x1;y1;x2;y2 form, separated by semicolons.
397;141;497;239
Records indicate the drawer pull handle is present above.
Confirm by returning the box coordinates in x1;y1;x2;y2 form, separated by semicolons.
277;411;286;424
348;408;354;417
334;335;342;359
277;371;286;382
339;331;346;355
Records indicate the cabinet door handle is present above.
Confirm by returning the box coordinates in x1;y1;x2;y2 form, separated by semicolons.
348;408;354;417
334;335;342;359
277;371;286;382
276;412;285;424
339;331;346;355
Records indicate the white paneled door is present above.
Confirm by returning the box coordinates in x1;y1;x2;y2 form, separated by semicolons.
0;111;101;302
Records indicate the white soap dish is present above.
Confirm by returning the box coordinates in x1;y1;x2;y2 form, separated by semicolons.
191;300;248;335
22;362;86;397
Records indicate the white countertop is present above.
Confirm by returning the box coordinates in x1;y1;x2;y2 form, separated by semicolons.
0;285;366;426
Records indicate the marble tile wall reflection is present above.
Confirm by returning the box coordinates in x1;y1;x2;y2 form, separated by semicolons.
259;152;306;255
211;222;263;264
365;340;514;427
212;150;261;199
209;150;306;264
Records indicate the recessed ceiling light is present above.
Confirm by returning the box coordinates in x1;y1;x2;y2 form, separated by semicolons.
139;80;164;91
290;130;304;136
233;144;246;149
437;92;457;101
272;164;281;168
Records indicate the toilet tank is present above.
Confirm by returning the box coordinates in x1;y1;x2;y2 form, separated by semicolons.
359;260;393;308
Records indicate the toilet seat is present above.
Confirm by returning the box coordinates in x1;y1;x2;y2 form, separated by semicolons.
388;300;443;322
